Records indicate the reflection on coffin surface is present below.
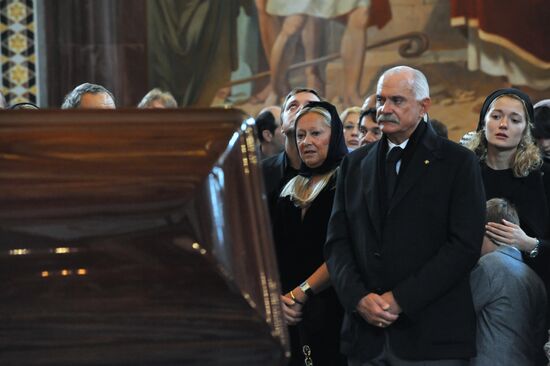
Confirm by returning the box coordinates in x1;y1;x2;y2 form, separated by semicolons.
0;109;288;365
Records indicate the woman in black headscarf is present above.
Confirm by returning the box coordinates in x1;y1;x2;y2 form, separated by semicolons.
466;88;550;363
272;101;348;366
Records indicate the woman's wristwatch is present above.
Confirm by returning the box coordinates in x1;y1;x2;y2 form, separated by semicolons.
300;281;314;298
529;238;541;258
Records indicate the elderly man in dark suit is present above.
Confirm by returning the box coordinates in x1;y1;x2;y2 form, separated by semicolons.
325;66;485;365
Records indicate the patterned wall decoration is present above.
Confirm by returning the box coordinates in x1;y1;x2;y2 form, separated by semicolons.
0;0;38;105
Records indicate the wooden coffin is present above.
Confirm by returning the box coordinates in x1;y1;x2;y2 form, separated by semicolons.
0;109;289;365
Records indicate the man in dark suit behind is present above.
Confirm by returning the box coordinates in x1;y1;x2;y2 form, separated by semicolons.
325;66;485;365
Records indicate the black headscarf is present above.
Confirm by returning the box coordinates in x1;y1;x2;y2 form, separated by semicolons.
294;101;348;177
476;88;534;131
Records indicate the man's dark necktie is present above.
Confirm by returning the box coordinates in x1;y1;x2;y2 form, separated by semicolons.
386;146;404;201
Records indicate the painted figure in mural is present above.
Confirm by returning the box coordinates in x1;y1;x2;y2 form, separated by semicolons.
148;0;253;107
254;0;324;104
267;0;391;106
253;0;281;102
61;83;116;109
255;0;280;64
451;0;550;93
265;1;370;107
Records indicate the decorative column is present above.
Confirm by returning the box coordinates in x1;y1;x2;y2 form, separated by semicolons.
0;0;39;105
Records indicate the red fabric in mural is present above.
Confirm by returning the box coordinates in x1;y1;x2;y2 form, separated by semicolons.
369;0;392;29
451;0;550;63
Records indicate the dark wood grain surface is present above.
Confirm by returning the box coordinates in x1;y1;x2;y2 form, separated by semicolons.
0;109;288;365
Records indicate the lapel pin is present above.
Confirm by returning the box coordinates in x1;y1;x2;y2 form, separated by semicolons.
424;160;430;165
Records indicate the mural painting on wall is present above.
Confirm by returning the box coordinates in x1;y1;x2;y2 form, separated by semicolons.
146;0;548;141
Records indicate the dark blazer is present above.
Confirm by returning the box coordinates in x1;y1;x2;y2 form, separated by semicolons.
261;151;287;200
325;123;486;361
261;151;298;218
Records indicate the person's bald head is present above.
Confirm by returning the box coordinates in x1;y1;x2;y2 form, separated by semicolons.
361;94;376;111
62;83;116;109
259;105;282;124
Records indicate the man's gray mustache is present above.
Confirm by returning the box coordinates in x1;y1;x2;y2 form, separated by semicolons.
377;114;400;124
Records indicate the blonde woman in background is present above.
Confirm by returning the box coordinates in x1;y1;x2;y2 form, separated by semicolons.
340;106;362;151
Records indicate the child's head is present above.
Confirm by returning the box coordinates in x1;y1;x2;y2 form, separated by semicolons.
486;198;519;226
481;198;520;255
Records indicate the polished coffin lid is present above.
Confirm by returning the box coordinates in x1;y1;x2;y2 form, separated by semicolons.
0;109;289;365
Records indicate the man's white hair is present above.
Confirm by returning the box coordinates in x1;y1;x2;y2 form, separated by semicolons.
377;66;430;100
